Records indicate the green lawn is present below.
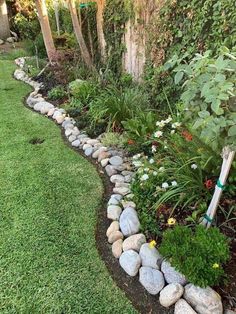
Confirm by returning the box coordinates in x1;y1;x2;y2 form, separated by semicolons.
0;58;136;313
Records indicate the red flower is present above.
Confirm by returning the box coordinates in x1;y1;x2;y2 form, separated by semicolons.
182;130;193;141
204;179;214;190
127;139;135;145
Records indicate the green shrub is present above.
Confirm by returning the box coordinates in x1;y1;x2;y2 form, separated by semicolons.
88;86;150;129
101;132;127;148
159;225;230;287
48;86;66;100
69;80;98;105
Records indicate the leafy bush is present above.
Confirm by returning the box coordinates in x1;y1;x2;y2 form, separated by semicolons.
69;80;98;105
159;225;230;287
48;86;66;100
173;48;236;151
88;87;150;129
101;132;127;148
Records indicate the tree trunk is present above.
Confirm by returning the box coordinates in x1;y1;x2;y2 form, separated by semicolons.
53;0;60;36
67;0;94;69
96;0;106;63
35;0;57;62
0;0;10;40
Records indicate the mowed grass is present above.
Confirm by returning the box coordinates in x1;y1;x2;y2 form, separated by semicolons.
0;59;136;314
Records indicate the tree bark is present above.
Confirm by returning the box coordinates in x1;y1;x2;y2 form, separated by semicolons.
35;0;57;62
96;0;107;63
53;0;60;36
0;0;10;40
67;0;94;69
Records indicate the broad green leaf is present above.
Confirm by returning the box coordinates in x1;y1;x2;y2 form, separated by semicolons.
228;125;236;136
174;71;184;84
198;110;210;118
211;99;221;113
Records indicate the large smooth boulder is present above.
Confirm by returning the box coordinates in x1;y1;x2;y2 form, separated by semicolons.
184;284;223;314
159;283;184;307
122;234;146;252
119;250;141;276
34;101;54;114
107;205;122;221
119;207;140;236
112;239;123;259
139;243;162;269
139;266;165;295
174;299;197;314
161;260;187;285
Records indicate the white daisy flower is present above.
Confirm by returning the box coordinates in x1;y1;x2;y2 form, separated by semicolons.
165;116;172;123
152;145;157;153
170;130;176;135
172;122;182;129
191;163;198;170
141;174;149;181
153;171;158;176
171;181;178;187
162;182;169;189
159;167;165;172
149;159;155;164
154;131;163;138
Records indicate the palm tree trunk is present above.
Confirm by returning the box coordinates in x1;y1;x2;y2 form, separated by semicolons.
67;0;94;69
0;0;10;40
35;0;57;62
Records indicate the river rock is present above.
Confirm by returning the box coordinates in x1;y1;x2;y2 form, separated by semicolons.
6;37;15;43
98;151;111;162
27;95;45;108
47;108;55;117
14;69;27;80
122;234;146;252
184;284;223;314
108;196;120;206
65;129;72;137
106;221;120;237
139;266;165;295
109;156;123;166
119;250;141;276
119;207;140;236
71;139;81;147
121;200;136;209
84;147;93;156
55;115;64;124
105;165;117;177
107;205;122;220
174;299;197;314
0;39;4;45
112;239;123;258
68;135;77;143
110;174;125;184
161;260;187;285
108;231;123;244
87;139;100;146
159;283;184;307
139;243;162;269
113;186;130;196
71;127;80;136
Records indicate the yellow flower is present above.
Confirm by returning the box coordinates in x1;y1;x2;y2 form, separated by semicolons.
212;263;219;269
149;240;157;248
167;218;176;226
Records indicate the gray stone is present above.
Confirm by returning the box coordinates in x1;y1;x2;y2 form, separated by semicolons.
112;239;123;259
84;147;93;156
6;37;15;43
159;283;184;307
87;139;100;145
108;231;123;244
161;260;187;285
139;243;162;269
27;95;45;108
52;110;62;119
58;108;66;114
14;69;27;80
123;234;146;252
124;175;132;183
121;200;136;209
184;284;223;314
65;129;73;137
107;205;122;220
225;311;236;314
111;194;123;201
113;186;130;196
109;156;123;166
174;299;197;314
139;266;165;295
71;127;80;136
33;101;54;114
55;115;64;124
108;197;120;206
62;121;74;129
68;135;77;143
47;108;55;117
71;139;81;147
122;171;134;176
106;221;120;237
83;144;92;150
119;250;141;277
105;165;117;177
115;182;130;188
110;174;125;184
119;207;140;236
0;39;4;45
98;151;111;162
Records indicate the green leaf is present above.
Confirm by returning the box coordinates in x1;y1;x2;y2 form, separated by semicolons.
228;125;236;136
198;110;210;118
174;72;184;85
211;99;221;114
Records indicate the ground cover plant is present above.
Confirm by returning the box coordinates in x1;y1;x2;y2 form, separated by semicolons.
0;58;136;313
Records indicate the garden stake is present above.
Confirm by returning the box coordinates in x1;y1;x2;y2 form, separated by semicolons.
202;147;235;228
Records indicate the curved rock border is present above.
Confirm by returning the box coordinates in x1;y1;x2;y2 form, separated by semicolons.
14;57;229;314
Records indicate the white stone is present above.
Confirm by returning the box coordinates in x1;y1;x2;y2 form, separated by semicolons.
139;243;162;269
107;205;122;220
108;197;120;206
65;129;72;137
68;135;77;143
84;147;93;156
184;284;223;314
14;69;27;81
119;207;140;236
71;139;81;147
112;239;123;259
159;283;184;307
139;266;165;295
113;186;130;196
87;139;100;145
123;234;146;252
105;165;117;177
121;200;136;209
174;299;197;314
101;158;109;167
119;250;141;276
71;127;80;136
55;115;64;124
161;260;187;285
0;39;4;45
110;175;125;184
47;108;55;117
106;221;120;237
